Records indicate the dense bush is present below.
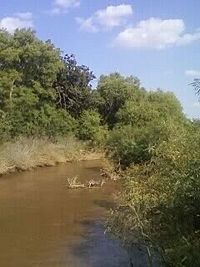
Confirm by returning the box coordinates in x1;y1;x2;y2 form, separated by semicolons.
108;123;200;266
0;111;11;142
106;125;152;167
96;73;142;127
107;118;187;169
116;91;184;127
1;104;76;138
77;110;108;146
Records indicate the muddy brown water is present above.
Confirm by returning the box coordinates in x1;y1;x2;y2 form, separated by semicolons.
0;160;132;267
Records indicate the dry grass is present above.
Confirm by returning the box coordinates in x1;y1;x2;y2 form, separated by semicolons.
0;136;102;176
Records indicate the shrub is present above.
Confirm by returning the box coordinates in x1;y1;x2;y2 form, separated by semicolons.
106;126;148;167
108;124;200;266
77;110;108;146
5;105;76;138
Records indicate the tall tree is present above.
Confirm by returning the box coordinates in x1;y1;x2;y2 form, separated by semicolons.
96;73;142;127
0;29;76;137
117;90;184;127
0;29;63;110
53;54;96;117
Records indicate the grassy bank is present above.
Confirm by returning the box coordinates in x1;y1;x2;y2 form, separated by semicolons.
0;137;104;176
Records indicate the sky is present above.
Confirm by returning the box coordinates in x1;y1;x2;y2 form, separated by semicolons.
0;0;200;118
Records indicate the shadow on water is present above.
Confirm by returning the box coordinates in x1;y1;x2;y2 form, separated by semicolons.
71;218;162;267
71;219;131;267
70;198;163;267
93;199;116;210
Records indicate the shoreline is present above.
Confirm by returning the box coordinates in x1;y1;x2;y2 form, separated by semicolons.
0;152;105;177
0;137;105;177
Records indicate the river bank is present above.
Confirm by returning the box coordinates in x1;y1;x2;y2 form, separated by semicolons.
0;137;104;176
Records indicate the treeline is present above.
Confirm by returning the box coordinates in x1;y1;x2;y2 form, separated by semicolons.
0;29;199;266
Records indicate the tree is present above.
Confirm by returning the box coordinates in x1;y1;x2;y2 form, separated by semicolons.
107;125;152;166
0;29;63;110
0;29;75;138
53;54;96;117
76;110;108;146
108;119;200;267
96;73;142;127
107;88;185;168
117;90;184;127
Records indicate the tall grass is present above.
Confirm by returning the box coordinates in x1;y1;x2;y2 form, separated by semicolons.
0;136;90;175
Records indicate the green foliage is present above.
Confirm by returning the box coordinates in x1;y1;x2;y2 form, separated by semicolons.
77;110;108;146
106;125;152;167
107;89;186;168
0;29;76;138
96;73;142;127
108;122;200;266
6;104;76;137
106;81;199;266
0;29;62;109
0;110;11;142
53;54;96;118
37;106;76;137
77;110;100;140
117;90;184;127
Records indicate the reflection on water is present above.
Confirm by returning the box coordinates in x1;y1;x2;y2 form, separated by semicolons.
0;160;130;267
71;220;129;267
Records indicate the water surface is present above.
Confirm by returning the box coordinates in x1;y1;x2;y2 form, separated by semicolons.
0;160;131;267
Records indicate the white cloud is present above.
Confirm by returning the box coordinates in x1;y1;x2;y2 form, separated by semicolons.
185;70;200;77
52;0;80;14
15;12;33;20
77;4;133;32
114;17;200;49
0;12;34;33
193;102;200;108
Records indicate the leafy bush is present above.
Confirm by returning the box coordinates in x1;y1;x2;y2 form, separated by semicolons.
0;110;11;142
116;90;184;127
77;110;108;146
106;125;151;167
96;73;142;127
35;105;77;137
108;123;200;267
5;105;76;138
106;120;178;167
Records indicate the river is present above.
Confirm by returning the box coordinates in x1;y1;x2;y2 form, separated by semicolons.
0;160;133;267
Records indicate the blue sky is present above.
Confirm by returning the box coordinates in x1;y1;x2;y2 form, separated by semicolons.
0;0;200;118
